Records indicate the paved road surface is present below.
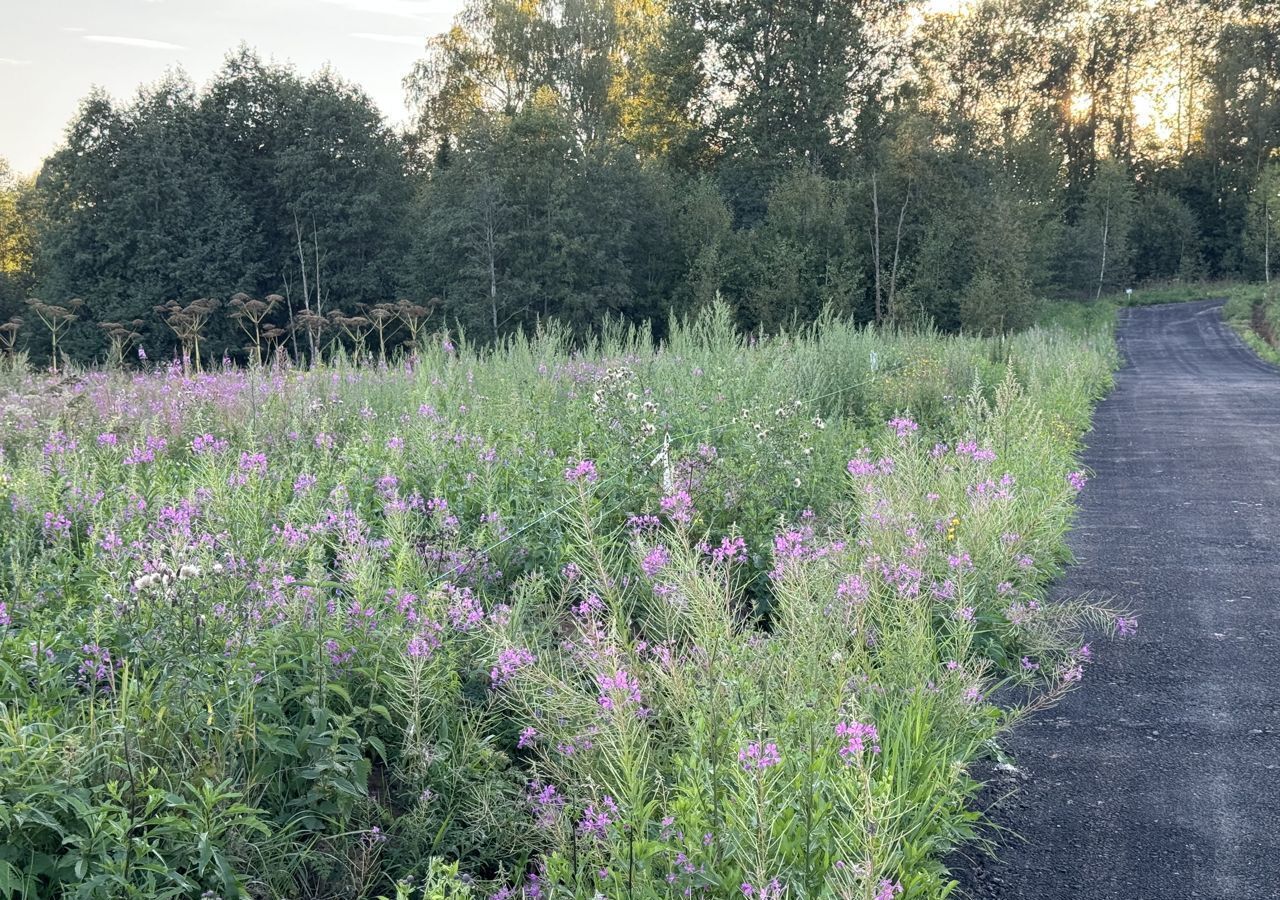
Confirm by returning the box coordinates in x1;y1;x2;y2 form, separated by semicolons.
961;300;1280;899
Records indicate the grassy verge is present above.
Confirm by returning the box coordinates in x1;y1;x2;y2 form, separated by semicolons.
1222;285;1280;366
0;306;1123;899
1101;279;1260;308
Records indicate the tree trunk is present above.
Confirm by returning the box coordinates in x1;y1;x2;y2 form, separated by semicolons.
1266;195;1272;285
870;173;883;324
888;185;910;322
1095;203;1111;302
294;214;315;362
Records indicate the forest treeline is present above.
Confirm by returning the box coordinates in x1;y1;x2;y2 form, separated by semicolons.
1;0;1279;364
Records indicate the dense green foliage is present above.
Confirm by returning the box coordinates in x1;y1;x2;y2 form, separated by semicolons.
0;308;1122;898
0;305;1123;898
0;2;1278;364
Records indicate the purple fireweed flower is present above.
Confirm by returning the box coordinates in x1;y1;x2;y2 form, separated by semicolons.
325;639;355;667
528;781;564;830
518;726;538;749
847;456;876;476
98;531;123;555
42;431;78;456
627;513;661;532
572;593;604;618
407;622;444;658
122;445;155;466
931;579;956;601
239;451;268;476
641;545;670;577
0;601;9;627
97;432;118;447
1067;470;1088;492
79;643;115;686
386;435;405;451
446;586;485;631
836;720;881;760
955;440;997;463
1021;656;1039;671
42;512;72;539
947;552;973;570
596;669;644;714
293;473;318;494
564;458;598;484
191;433;228;454
710;535;747;564
741;878;784;899
578;795;619;841
490;647;535;686
660;490;694;525
837;574;869;605
875;880;903;900
888;416;919;439
738;741;781;772
1115;615;1138;636
375;474;399;499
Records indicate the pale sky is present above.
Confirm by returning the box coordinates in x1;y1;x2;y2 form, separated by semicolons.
0;0;468;175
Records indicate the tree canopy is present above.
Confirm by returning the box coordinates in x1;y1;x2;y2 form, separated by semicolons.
4;1;1279;364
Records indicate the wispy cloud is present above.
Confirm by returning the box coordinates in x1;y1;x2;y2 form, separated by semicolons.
351;31;423;46
62;26;88;33
83;35;187;50
321;0;450;23
0;57;32;66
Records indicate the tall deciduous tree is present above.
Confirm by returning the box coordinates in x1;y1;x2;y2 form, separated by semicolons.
1245;161;1280;283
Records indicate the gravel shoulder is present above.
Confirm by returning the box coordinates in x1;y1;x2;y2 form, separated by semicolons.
957;299;1280;899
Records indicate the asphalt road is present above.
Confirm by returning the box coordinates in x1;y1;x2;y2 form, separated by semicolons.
960;300;1280;899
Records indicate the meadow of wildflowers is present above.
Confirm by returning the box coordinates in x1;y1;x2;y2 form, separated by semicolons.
0;305;1125;899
